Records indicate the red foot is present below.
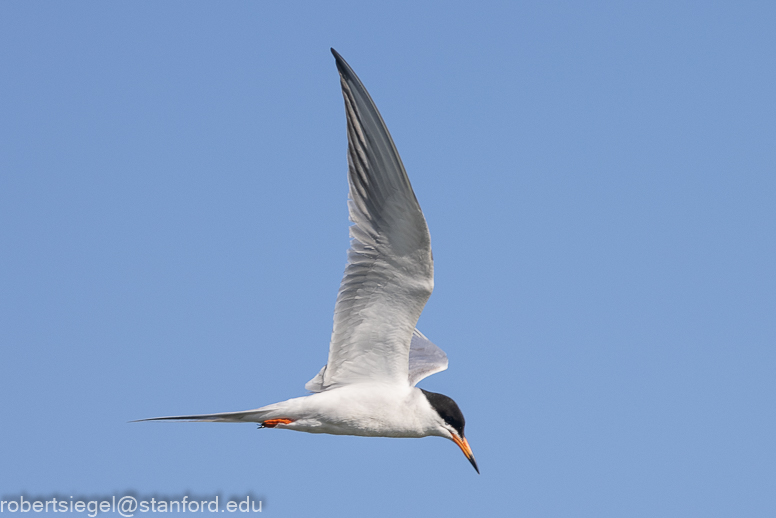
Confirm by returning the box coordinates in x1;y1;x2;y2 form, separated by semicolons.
262;418;294;428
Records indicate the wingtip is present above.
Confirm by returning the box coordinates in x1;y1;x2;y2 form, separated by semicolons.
330;48;353;78
330;48;344;61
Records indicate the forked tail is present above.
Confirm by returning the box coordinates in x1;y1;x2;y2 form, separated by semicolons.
132;407;277;424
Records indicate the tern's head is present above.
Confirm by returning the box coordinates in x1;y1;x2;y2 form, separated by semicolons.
421;389;479;474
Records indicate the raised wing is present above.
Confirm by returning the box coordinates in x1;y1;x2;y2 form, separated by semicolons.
316;49;434;389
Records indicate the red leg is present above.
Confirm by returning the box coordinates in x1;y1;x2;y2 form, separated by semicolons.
261;418;294;428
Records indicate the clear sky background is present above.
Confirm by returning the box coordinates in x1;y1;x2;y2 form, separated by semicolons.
2;2;775;517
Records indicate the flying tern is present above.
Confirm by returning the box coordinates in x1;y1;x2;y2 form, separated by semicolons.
139;49;478;473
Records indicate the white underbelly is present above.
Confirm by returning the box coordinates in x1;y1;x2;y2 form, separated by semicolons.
269;384;432;438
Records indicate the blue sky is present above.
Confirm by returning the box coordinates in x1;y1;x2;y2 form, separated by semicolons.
2;1;775;516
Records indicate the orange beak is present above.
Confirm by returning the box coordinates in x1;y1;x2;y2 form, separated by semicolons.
452;433;479;474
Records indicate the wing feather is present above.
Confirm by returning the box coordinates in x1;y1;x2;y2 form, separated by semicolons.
408;329;448;386
317;50;434;389
307;328;448;391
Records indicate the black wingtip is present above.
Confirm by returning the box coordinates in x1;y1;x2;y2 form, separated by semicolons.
330;48;355;79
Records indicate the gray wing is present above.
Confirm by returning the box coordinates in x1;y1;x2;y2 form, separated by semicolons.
314;49;434;389
306;328;448;392
408;328;448;386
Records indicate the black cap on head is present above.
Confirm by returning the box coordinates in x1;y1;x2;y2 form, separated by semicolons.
421;390;479;474
421;389;466;437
